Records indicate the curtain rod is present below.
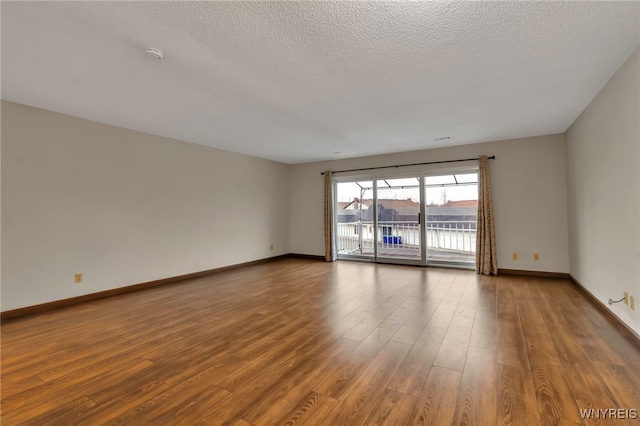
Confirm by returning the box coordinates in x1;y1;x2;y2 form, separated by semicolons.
320;155;495;175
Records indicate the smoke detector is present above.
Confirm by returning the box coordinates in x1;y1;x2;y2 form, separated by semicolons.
143;47;164;60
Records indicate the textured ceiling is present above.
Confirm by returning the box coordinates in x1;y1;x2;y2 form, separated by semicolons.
2;1;639;164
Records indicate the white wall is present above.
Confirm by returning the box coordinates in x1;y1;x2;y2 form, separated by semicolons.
1;101;290;311
290;135;570;274
566;47;640;334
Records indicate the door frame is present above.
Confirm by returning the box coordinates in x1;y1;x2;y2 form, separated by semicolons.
333;165;479;269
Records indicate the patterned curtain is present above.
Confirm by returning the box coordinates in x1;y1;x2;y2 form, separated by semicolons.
324;171;335;261
476;156;498;275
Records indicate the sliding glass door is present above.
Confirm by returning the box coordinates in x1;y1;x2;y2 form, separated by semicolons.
335;170;477;268
375;177;423;262
424;172;478;266
335;177;424;264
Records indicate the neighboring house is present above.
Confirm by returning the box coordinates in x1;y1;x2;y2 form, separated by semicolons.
427;200;478;228
338;198;477;226
337;198;420;224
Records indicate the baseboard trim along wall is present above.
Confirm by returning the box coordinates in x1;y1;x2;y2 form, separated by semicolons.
569;275;640;348
288;253;326;261
1;254;291;320
498;268;569;278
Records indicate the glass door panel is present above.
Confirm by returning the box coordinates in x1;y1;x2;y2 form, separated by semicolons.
425;172;478;265
375;177;422;261
335;181;374;258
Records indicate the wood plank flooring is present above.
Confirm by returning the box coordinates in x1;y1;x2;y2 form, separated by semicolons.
1;258;639;425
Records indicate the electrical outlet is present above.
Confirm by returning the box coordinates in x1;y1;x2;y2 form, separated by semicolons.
270;244;274;251
512;252;518;260
624;292;629;305
74;273;83;284
630;296;635;311
533;253;540;261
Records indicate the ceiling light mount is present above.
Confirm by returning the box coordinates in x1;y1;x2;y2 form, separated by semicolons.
143;47;164;60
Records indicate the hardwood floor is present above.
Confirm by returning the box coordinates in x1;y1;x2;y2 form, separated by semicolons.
1;258;638;425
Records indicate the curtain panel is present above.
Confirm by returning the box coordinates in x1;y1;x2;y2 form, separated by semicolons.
476;156;498;275
323;171;335;261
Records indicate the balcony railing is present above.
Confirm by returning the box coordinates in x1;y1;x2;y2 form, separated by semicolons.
426;220;477;253
336;219;477;258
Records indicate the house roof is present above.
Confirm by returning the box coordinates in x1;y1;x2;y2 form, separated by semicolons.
374;199;420;210
443;200;478;208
